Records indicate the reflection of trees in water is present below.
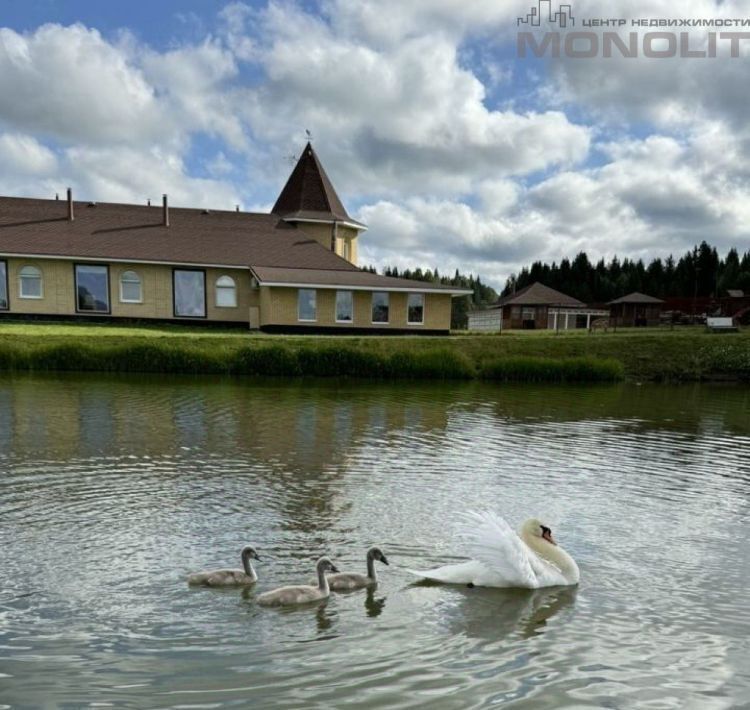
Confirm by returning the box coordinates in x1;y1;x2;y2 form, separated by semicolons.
485;383;750;435
0;376;454;534
2;375;747;526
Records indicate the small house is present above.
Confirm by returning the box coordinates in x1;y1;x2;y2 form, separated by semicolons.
467;282;607;331
608;292;664;327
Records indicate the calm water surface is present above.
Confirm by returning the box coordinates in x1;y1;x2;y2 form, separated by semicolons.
0;374;749;709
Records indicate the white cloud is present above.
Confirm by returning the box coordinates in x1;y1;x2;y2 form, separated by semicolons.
238;2;591;196
538;0;750;129
0;133;57;175
1;1;750;290
64;145;241;208
140;40;247;149
0;23;167;146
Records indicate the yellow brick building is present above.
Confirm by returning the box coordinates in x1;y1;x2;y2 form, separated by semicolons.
0;143;469;333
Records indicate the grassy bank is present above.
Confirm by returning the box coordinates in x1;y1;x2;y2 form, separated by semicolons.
0;322;748;382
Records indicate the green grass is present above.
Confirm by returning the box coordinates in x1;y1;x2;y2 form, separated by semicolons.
0;321;748;382
480;356;624;382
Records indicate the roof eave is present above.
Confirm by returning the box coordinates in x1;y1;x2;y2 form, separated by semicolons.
283;216;368;232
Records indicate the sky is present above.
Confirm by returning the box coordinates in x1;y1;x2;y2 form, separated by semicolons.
1;0;749;289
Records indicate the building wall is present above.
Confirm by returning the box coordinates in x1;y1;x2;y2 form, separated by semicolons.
502;305;550;330
610;304;662;327
294;223;359;265
259;286;452;331
467;310;502;332
2;257;255;323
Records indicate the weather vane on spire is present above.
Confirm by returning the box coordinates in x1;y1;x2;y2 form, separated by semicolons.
305;129;313;142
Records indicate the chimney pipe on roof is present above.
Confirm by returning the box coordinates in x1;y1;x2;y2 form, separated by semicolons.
162;194;169;227
67;188;74;221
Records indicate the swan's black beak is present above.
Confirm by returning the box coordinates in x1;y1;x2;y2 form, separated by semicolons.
330;564;340;573
381;555;390;565
253;552;261;561
542;528;556;545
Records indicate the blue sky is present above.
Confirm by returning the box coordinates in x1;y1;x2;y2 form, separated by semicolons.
1;0;749;287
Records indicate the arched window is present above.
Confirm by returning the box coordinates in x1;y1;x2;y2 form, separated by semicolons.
119;270;142;303
215;275;237;307
19;265;43;299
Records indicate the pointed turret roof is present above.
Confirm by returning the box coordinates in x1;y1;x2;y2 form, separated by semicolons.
271;142;365;229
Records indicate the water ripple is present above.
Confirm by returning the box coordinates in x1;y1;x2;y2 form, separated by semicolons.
0;374;748;708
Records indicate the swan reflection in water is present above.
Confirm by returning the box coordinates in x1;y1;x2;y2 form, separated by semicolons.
365;587;386;618
416;582;577;641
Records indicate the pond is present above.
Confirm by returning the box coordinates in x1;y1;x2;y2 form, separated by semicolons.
1;374;748;708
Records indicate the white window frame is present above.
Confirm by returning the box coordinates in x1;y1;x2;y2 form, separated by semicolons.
407;293;425;325
297;288;317;322
19;265;43;300
215;275;238;308
335;290;354;323
371;291;389;324
119;270;143;304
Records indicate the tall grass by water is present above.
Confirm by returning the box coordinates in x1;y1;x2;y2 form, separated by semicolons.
0;337;618;382
1;322;748;382
481;356;624;382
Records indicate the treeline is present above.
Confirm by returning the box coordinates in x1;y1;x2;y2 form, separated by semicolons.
367;266;498;328
503;242;750;303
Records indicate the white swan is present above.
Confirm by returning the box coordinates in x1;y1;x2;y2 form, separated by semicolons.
408;512;579;588
257;557;339;606
311;547;389;591
187;545;260;587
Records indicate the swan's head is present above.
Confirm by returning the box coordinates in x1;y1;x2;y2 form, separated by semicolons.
241;546;261;562
317;557;340;574
367;547;389;565
522;519;556;546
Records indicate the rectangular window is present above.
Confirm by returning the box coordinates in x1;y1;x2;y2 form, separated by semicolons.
0;261;7;310
336;290;353;323
522;307;535;320
343;241;351;261
298;289;317;321
407;293;424;324
372;292;389;323
173;269;206;318
75;264;110;313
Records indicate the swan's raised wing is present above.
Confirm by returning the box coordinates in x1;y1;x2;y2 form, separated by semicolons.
456;511;541;588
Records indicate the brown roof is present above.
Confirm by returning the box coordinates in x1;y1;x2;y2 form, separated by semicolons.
0;195;360;271
271;143;365;228
608;292;664;305
493;282;584;308
252;266;472;294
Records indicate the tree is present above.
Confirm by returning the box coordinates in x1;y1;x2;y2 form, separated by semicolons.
501;242;747;303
